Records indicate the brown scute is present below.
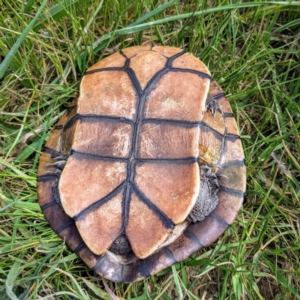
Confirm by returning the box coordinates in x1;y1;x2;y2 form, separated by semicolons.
213;190;243;224
45;129;62;153
143;248;176;276
130;50;167;90
222;138;245;164
138;124;199;159
76;191;123;255
73;120;132;158
198;126;223;165
61;119;78;156
126;192;172;259
37;179;56;207
209;80;224;97
218;164;246;192
166;232;200;262
88;52;126;70
225;117;240;135
202;110;225;135
76;245;98;269
144;72;209;122
121;45;152;58
152;45;183;57
37;152;56;176
59;156;126;217
134;162;199;224
78;71;137;119
172;52;211;75
218;97;233;114
187;214;228;247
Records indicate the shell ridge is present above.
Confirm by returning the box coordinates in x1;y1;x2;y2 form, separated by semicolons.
131;183;175;229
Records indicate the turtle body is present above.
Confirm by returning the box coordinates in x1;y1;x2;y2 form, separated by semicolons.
37;45;246;282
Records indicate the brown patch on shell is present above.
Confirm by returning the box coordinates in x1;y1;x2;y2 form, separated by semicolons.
213;190;243;224
122;45;152;58
172;52;211;75
88;52;126;70
130;50;167;90
198;127;222;165
59;157;126;217
144;72;209;122
202;110;225;135
152;45;183;57
134;162;199;224
76;190;123;255
138;124;199;159
79;71;137;119
126;192;172;259
73;120;133;158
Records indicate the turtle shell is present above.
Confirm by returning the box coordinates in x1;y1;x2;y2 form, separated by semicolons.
37;45;246;282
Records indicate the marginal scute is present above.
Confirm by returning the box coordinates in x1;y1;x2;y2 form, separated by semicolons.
72;120;133;158
152;45;183;57
122;45;152;58
172;52;211;75
88;52;126;70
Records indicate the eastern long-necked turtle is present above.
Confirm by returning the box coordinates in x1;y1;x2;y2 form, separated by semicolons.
37;45;246;282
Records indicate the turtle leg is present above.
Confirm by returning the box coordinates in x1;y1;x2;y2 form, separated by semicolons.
187;166;219;223
206;95;221;116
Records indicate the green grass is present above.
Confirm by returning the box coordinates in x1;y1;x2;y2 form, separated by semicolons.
1;0;300;299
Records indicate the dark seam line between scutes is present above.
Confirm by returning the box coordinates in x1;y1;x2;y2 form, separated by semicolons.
56;220;75;234
162;247;177;263
168;68;212;79
226;134;241;140
74;181;125;221
143;118;201;127
41;201;56;211
79;114;134;125
223;113;234;118
210;213;229;229
184;230;204;248
74;242;86;254
43;147;62;158
136;157;197;164
141;260;151;277
132;184;175;229
218;186;244;197
85;67;126;75
200;122;224;139
37;174;57;182
213;93;225;100
167;50;186;65
91;255;105;272
70;150;128;162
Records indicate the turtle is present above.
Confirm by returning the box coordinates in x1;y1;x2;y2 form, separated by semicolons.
37;45;246;283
